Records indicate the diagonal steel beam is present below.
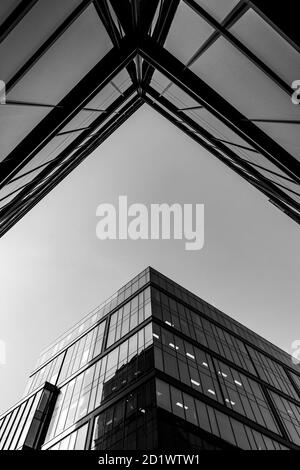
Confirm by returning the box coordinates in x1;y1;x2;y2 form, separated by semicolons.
6;0;93;92
0;0;38;44
144;86;300;213
94;0;140;91
143;94;300;225
0;84;137;215
0;97;143;237
0;37;137;189
94;0;122;48
139;36;300;184
247;0;300;53
183;0;292;95
142;0;180;86
184;1;249;68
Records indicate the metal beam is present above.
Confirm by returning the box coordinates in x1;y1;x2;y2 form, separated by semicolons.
144;86;300;214
183;0;292;96
0;0;38;44
0;85;136;216
245;119;300;125
143;94;300;225
6;0;92;92
142;0;180;85
0;37;137;189
0;97;143;237
139;37;300;183
185;1;249;68
94;0;121;48
211;138;259;154
93;0;140;91
247;0;300;53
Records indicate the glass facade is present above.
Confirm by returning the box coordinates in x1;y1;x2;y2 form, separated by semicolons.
0;384;58;450
35;268;150;369
156;379;288;450
47;424;88;450
1;267;300;450
44;323;153;445
92;380;157;450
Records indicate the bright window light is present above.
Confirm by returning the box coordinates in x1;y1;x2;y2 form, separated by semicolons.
191;379;200;386
225;398;235;406
234;380;242;386
169;343;179;350
202;362;208;367
176;402;188;410
153;333;159;339
186;352;195;360
218;371;228;378
208;389;216;395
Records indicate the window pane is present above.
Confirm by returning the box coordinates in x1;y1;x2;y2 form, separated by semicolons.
164;2;214;65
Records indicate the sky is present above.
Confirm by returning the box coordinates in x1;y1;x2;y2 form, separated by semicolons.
0;104;299;414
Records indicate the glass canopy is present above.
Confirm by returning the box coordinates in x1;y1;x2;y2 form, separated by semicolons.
0;0;299;235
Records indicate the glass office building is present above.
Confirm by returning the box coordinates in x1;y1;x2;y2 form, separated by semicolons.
1;267;300;450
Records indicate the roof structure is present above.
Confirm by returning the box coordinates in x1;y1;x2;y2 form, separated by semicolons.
0;0;299;237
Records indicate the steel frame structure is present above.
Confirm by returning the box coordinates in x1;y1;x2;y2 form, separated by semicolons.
0;0;299;237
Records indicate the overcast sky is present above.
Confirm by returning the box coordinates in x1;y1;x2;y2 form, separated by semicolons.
0;105;299;414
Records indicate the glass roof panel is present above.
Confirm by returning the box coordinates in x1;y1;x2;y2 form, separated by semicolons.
0;5;113;162
190;37;300;161
7;5;112;105
148;95;300;207
5;72;132;183
149;69;299;186
8;132;85;180
85;84;119;111
215;148;300;205
230;8;300;85
190;36;300;120
193;0;240;22
0;0;84;83
254;122;300;164
164;1;214;64
0;90;137;213
0;1;299;232
253;171;300;203
0;0;20;23
151;71;201;109
0;104;49;162
0;166;48;203
181;107;300;180
162;83;200;109
0;188;24;210
151;70;172;94
85;93;139;137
